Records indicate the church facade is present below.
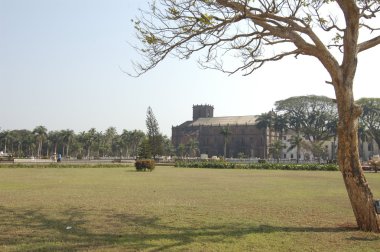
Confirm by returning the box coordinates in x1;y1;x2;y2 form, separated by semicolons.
172;105;270;158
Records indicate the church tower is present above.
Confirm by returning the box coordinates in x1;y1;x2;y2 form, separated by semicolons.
192;104;214;121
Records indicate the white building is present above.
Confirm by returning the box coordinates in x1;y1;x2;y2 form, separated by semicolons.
277;130;379;162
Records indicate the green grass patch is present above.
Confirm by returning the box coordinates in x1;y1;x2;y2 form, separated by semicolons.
0;166;380;251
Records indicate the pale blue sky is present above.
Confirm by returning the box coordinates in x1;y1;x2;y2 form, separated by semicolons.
1;0;379;137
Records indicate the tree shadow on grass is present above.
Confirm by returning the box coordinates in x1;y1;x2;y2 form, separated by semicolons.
0;205;365;251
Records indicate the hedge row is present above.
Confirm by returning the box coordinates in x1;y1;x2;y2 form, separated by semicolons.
0;163;132;169
175;160;339;171
135;159;155;172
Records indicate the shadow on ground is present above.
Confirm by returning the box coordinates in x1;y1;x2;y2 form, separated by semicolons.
0;205;364;251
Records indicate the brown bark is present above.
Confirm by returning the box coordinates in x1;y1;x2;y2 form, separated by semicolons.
335;82;380;232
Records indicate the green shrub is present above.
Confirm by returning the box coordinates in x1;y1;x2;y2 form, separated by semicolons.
135;159;155;172
174;160;339;171
174;160;236;169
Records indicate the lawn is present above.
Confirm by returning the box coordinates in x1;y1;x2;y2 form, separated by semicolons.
1;166;380;251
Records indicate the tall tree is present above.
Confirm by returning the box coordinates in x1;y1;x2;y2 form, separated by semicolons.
275;95;338;142
48;131;60;157
287;134;303;164
269;140;285;163
131;130;146;157
60;129;75;157
104;127;118;156
79;128;97;159
33;126;47;158
0;130;9;153
220;126;231;158
146;106;163;158
132;0;380;231
273;114;288;140
256;111;275;159
120;130;132;157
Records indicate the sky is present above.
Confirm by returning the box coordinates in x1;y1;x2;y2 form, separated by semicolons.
1;0;379;137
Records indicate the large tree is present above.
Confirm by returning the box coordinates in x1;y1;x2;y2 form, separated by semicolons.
275;95;338;142
132;0;380;231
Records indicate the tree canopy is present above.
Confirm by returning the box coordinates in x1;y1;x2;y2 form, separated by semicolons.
132;0;380;77
275;95;338;141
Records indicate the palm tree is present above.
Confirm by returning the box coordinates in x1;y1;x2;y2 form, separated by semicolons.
220;126;231;158
273;114;288;140
120;130;131;157
287;134;303;163
33;126;47;158
61;129;74;157
48;131;60;157
128;130;145;158
78;128;97;159
269;140;285;163
0;130;9;153
256;112;276;159
104;127;117;156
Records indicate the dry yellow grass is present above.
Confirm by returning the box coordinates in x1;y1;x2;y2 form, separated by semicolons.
0;166;380;251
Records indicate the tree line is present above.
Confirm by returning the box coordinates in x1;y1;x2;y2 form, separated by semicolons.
0;107;174;159
2;97;379;160
257;96;380;162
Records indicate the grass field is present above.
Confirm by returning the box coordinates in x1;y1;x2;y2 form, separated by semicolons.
1;166;380;251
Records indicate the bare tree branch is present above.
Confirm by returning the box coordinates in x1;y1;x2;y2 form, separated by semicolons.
358;35;380;53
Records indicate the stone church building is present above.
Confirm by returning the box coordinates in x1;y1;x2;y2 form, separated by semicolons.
172;105;269;158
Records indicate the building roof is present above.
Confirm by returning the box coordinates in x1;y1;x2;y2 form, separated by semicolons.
189;115;259;127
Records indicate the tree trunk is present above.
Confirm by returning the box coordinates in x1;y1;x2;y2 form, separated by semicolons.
335;84;380;232
224;140;227;158
296;145;300;164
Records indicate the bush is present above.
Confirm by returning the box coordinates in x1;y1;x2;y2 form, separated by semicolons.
174;160;339;171
174;160;236;169
135;159;155;172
